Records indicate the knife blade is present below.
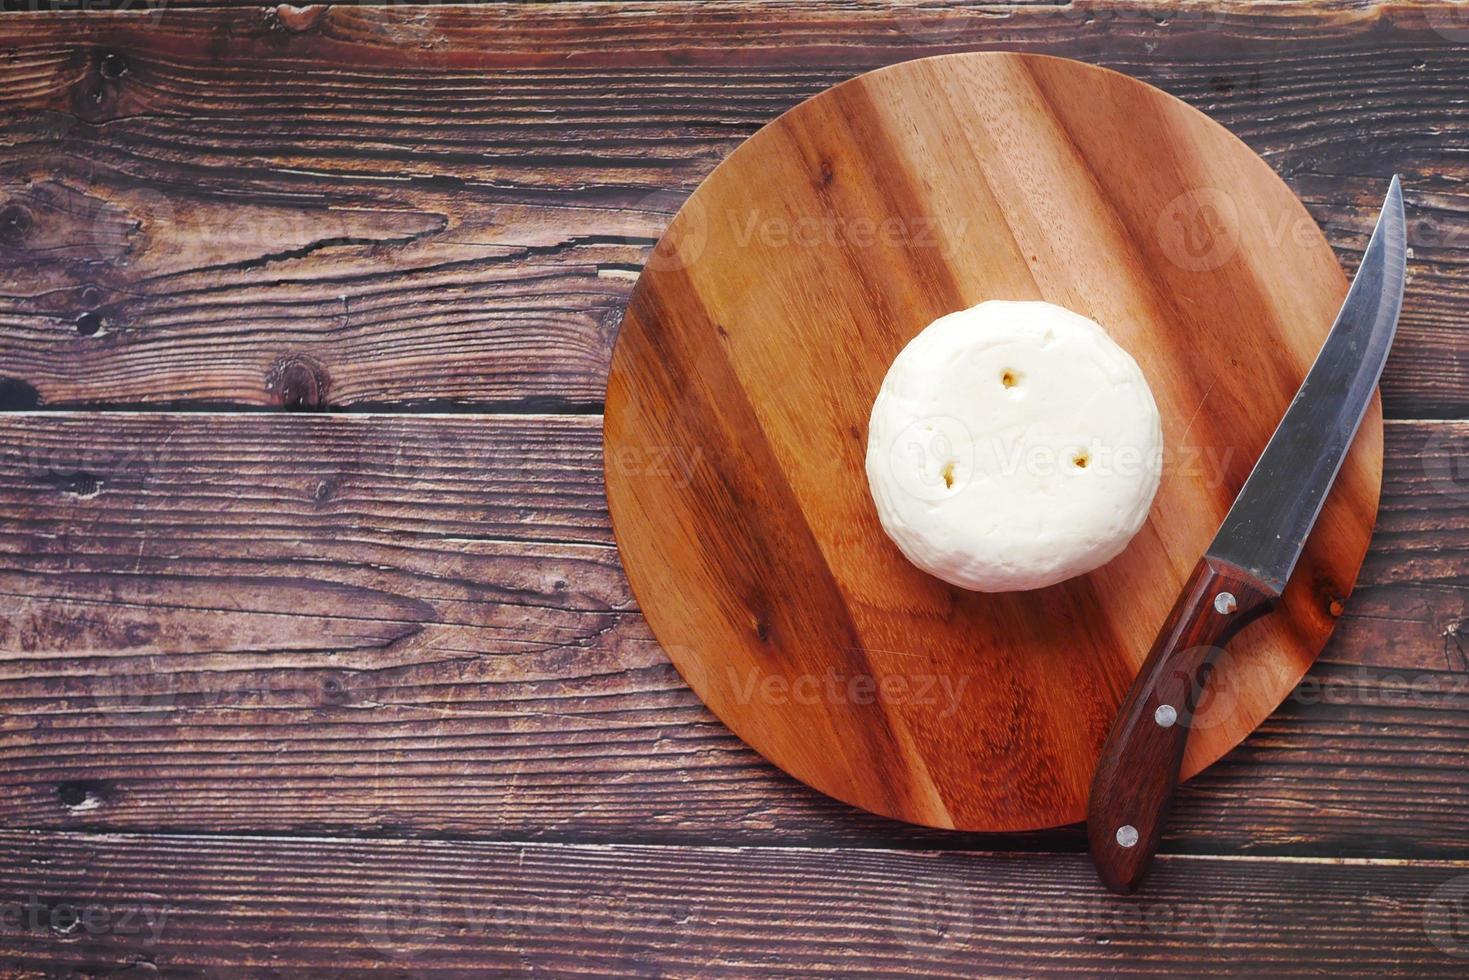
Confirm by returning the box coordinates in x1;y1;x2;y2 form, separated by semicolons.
1086;176;1408;895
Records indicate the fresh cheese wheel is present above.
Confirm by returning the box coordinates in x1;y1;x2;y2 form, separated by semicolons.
865;300;1163;592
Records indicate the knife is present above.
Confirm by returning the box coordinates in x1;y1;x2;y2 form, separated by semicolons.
1086;176;1408;895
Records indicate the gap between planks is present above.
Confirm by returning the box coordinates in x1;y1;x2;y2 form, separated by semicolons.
0;412;1462;420
5;826;1469;869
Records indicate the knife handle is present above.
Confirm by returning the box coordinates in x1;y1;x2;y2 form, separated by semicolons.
1086;555;1277;894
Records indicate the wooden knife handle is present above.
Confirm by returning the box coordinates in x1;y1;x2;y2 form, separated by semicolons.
1086;555;1277;894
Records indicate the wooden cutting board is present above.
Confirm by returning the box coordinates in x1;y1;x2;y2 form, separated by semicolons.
604;53;1381;832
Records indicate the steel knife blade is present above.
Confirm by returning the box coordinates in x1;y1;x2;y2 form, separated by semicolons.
1207;176;1408;592
1086;177;1408;895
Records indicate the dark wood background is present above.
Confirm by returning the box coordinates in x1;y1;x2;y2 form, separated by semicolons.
0;1;1466;974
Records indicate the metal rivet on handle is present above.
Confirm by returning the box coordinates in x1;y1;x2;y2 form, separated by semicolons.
1154;704;1178;728
1116;825;1139;848
1214;591;1238;614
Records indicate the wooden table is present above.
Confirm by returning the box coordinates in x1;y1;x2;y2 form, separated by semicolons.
0;1;1465;974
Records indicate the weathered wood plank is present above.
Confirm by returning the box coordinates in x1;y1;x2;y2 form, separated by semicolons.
0;413;1463;855
0;0;1407;11
0;831;1464;976
0;3;1465;413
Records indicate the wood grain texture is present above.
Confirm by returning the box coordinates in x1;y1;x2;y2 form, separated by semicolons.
0;831;1464;976
0;413;1461;857
0;2;1465;413
605;51;1381;832
0;3;1466;972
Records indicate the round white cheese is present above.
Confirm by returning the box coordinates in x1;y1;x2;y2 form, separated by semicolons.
865;300;1162;592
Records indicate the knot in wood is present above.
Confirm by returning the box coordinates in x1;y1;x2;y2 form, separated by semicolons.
98;51;129;80
267;355;331;411
0;204;32;244
268;4;328;34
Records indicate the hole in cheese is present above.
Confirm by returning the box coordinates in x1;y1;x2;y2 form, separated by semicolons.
865;300;1162;593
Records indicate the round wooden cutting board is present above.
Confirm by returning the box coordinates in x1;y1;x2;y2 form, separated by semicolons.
604;53;1382;832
